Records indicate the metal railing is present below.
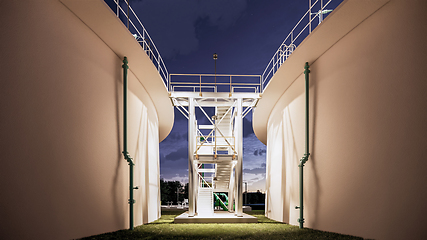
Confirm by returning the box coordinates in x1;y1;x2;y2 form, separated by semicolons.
105;0;169;88
198;172;214;189
169;74;262;95
195;135;236;156
105;0;339;94
261;0;337;92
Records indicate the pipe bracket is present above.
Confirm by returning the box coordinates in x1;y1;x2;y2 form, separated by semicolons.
299;153;310;166
122;57;129;69
304;62;310;74
122;151;134;165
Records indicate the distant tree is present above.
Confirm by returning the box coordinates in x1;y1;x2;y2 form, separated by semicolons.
160;178;169;205
160;179;185;205
247;191;265;204
183;182;188;199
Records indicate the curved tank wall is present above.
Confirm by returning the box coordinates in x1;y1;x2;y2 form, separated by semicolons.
254;0;427;239
0;0;173;239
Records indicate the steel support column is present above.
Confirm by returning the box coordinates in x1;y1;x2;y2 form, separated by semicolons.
188;97;196;216
228;169;235;212
235;98;243;216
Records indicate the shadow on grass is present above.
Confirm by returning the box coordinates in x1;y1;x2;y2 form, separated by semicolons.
80;210;365;240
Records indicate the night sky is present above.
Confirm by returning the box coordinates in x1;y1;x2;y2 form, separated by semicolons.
118;0;343;192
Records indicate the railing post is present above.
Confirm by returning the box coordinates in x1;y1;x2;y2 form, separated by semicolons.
321;0;324;22
126;0;129;29
116;0;119;17
229;76;232;97
213;53;217;92
199;75;202;97
309;0;312;34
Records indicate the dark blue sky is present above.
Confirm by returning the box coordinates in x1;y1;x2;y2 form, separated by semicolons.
133;0;306;74
111;0;343;191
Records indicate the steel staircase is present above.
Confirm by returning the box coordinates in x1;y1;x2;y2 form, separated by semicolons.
197;188;213;216
169;84;260;217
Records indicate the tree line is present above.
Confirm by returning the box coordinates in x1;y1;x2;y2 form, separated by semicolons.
160;179;188;205
160;179;265;205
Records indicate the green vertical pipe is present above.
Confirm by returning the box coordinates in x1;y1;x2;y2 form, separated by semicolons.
122;56;135;230
297;62;310;229
298;161;304;228
304;62;310;160
128;160;134;231
123;58;128;156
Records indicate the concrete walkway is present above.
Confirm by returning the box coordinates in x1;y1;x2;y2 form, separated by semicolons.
174;211;258;223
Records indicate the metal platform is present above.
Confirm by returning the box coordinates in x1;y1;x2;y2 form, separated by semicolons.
174;211;258;223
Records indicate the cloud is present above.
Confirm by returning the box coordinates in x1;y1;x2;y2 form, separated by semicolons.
253;148;266;156
243;166;266;175
160;172;188;183
160;113;187;144
132;0;248;59
164;147;187;161
248;178;266;192
160;166;189;183
164;132;183;141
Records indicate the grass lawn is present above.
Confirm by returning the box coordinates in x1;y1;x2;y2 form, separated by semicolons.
81;210;364;240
